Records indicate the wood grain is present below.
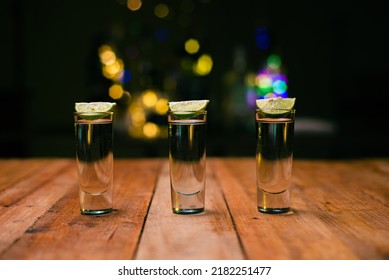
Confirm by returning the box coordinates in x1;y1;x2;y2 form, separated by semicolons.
0;158;388;260
0;159;162;259
212;158;389;259
135;161;244;260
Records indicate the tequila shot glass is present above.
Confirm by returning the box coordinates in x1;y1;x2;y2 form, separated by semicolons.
256;109;295;214
74;111;114;215
168;111;207;214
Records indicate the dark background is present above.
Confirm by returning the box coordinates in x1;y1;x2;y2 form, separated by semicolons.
1;0;389;159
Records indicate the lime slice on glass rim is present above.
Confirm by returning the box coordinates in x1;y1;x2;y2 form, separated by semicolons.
168;100;209;118
75;102;116;120
256;97;295;117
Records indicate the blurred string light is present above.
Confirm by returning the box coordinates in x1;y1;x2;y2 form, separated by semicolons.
255;26;270;50
127;0;142;11
245;54;288;107
182;38;213;76
193;54;213;76
127;89;169;139
98;44;132;101
109;0;213;141
109;84;124;99
154;3;169;18
185;38;200;54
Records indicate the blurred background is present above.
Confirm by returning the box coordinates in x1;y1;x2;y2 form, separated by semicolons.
1;0;388;159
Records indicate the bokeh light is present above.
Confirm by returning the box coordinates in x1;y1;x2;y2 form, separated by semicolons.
99;2;223;143
99;45;126;83
255;26;270;50
154;3;169;18
143;122;160;138
103;59;124;80
142;90;158;108
245;73;257;87
109;84;124;99
130;106;146;126
185;38;200;54
126;90;168;139
257;74;273;93
99;48;116;65
155;98;169;115
267;54;281;69
245;54;288;107
120;69;132;84
273;79;287;95
127;0;142;11
193;54;213;76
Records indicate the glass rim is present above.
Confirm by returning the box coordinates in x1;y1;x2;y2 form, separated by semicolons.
74;111;114;115
74;111;114;121
168;110;207;114
255;108;295;112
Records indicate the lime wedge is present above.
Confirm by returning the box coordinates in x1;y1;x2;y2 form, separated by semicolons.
256;97;295;116
168;100;209;112
168;100;209;118
75;102;116;120
75;102;116;112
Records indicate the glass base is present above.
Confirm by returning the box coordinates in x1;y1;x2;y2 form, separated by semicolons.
257;188;290;214
257;206;290;214
171;187;205;215
80;190;112;215
81;208;113;215
172;208;204;215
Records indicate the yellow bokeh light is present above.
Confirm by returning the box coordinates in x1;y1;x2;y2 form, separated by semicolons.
185;38;200;54
109;84;123;99
127;0;142;11
143;122;160;138
130;107;146;126
142;90;158;108
100;49;116;65
103;59;124;79
155;98;169;115
154;4;169;18
193;54;213;76
98;45;112;55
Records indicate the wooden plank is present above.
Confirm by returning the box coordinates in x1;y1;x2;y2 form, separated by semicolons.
213;158;389;259
0;160;76;257
292;160;389;259
0;159;161;260
213;159;358;259
0;159;71;206
135;160;245;260
0;159;55;193
1;158;388;260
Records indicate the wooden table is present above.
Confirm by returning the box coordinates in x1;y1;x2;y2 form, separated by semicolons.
0;158;388;260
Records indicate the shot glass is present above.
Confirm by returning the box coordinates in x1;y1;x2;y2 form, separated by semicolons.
255;109;295;214
168;110;207;214
74;111;114;215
